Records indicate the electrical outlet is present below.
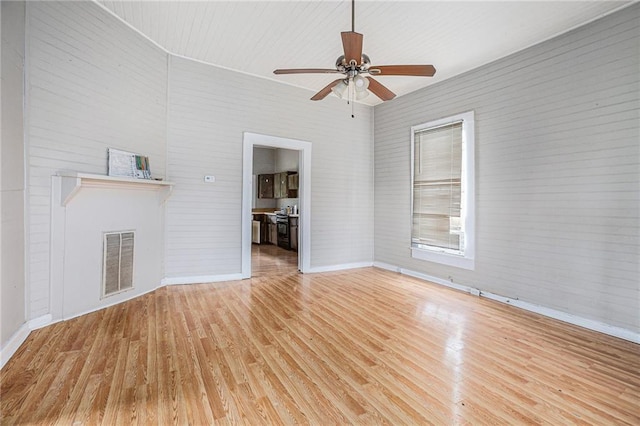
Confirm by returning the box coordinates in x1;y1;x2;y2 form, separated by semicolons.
204;175;215;183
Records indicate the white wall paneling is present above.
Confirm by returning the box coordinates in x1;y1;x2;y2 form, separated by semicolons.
2;0;634;369
25;1;168;319
22;0;373;326
96;1;629;106
374;5;640;334
0;0;27;363
165;55;374;280
50;174;171;320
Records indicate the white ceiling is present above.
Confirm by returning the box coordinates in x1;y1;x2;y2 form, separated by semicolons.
97;1;631;106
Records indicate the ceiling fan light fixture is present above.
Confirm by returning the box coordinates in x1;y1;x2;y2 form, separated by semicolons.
273;0;435;107
353;74;369;92
331;80;349;99
355;89;369;100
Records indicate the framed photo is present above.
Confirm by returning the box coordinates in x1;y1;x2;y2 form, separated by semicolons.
108;148;151;179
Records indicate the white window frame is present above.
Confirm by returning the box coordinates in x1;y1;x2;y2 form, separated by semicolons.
410;111;475;270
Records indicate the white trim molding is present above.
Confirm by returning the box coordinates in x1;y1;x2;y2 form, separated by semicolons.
242;132;312;278
480;292;640;345
373;262;640;344
27;314;53;330
0;323;30;370
410;111;475;271
306;262;374;274
1;314;54;370
161;274;244;286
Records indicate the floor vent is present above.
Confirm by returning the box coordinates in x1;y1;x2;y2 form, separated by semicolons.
103;231;135;297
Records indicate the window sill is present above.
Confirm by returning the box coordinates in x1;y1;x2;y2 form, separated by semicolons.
411;247;475;270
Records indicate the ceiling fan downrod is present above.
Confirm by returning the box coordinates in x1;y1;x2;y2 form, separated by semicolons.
351;0;355;32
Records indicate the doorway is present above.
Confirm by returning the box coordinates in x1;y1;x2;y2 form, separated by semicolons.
242;132;311;278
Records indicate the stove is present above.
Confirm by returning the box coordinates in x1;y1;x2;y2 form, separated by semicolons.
276;214;290;249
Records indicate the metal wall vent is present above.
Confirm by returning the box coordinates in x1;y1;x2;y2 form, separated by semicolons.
103;231;135;297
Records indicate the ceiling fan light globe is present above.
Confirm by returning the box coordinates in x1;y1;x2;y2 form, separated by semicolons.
355;90;369;100
353;74;369;92
331;81;348;99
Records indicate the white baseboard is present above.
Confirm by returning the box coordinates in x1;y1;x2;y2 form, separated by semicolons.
1;323;30;370
479;292;640;344
306;261;373;274
374;261;482;295
373;262;640;344
161;273;245;286
162;263;375;282
28;314;53;330
60;286;165;323
1;314;58;370
372;261;401;273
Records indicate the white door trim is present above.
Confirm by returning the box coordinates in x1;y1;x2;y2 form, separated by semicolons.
242;132;311;277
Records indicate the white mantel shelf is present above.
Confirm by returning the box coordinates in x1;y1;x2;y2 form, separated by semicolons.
57;171;174;206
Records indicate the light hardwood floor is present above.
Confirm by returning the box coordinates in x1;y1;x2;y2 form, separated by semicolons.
251;243;298;278
1;246;639;424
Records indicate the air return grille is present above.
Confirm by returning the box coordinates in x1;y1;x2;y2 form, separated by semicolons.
103;231;135;297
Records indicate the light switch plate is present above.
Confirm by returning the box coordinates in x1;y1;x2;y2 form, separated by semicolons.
204;175;215;183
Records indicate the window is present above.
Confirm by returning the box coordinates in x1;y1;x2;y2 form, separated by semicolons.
411;111;475;269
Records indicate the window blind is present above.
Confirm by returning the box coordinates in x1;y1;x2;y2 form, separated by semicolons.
412;121;463;251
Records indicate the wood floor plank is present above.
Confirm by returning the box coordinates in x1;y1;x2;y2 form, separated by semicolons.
1;244;639;424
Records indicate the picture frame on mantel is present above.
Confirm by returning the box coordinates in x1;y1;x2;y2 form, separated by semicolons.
108;148;151;179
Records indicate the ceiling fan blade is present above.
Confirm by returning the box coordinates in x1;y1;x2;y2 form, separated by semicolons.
365;77;396;101
368;65;436;77
341;31;363;65
274;68;341;75
311;79;344;101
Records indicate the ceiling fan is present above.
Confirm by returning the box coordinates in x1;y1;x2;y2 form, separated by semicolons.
273;0;436;104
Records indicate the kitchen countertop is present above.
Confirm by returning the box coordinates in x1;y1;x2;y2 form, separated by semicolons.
252;210;298;217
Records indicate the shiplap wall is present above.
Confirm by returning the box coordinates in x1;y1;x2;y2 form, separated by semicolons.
374;6;639;332
1;1;26;346
165;56;373;277
26;2;167;318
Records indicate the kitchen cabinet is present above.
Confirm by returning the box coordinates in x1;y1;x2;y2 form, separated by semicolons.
265;214;277;244
258;174;274;198
274;172;289;199
262;171;298;199
288;174;298;189
268;224;277;244
274;171;299;199
287;173;299;198
252;220;261;243
252;213;270;244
